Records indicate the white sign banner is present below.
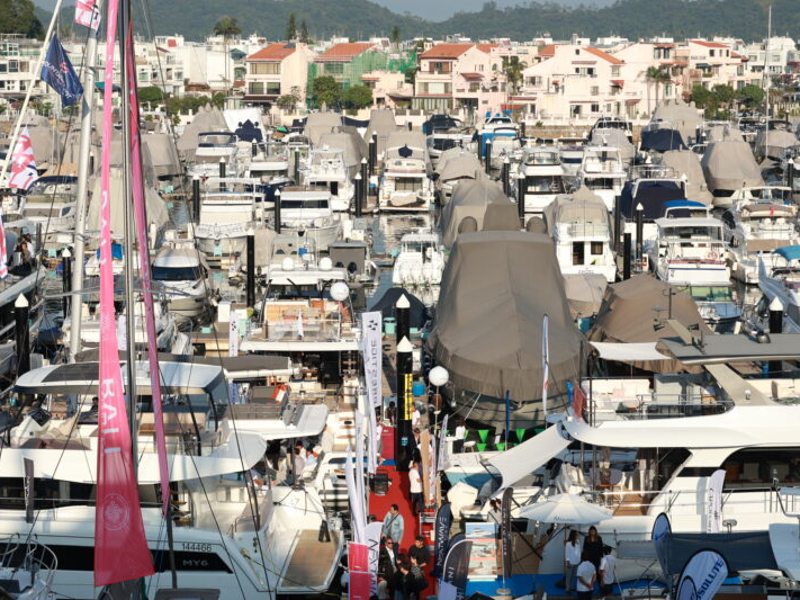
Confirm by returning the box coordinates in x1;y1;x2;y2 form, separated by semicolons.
366;520;383;594
705;469;725;533
542;314;549;416
362;312;383;410
438;414;450;472
229;309;239;357
677;550;728;600
346;445;366;545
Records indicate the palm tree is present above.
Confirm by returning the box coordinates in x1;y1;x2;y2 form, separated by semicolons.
390;26;401;52
213;17;242;99
646;66;671;113
503;56;527;97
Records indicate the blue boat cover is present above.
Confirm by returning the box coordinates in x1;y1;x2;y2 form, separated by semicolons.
619;180;687;219
663;200;706;208
342;116;369;128
774;245;800;261
640;129;686;152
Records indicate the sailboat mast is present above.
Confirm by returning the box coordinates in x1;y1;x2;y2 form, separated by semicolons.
69;3;102;360
764;5;772;120
118;0;138;449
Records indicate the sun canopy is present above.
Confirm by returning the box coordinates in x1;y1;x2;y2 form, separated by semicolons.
487;423;571;491
640;129;686;153
590;341;671;363
662;531;776;576
774;245;800;261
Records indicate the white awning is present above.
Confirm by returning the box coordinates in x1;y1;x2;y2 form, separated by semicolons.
590;341;671;363
486;423;571;491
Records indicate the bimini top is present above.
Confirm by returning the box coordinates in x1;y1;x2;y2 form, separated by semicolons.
663;199;706;209
661;332;800;365
14;361;227;398
619;179;687;219
774;245;800;262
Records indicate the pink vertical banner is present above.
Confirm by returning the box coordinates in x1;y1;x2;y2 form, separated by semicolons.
349;542;372;600
93;0;154;587
125;20;170;516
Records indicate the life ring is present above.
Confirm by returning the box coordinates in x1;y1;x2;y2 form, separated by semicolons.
707;251;719;261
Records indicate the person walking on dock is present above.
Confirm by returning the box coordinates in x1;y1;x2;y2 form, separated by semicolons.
409;461;423;516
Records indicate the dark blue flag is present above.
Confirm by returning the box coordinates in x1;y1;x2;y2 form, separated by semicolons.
40;35;84;107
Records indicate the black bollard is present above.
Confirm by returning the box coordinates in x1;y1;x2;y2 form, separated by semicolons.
635;203;644;271
623;233;632;280
407;122;413;132
369;133;377;177
520;120;526;139
788;159;795;196
219;159;226;192
769;297;784;373
274;189;282;234
485;140;493;175
62;248;72;319
354;173;363;217
246;228;255;310
502;157;511;197
294;148;300;185
251;140;258;158
192;176;201;222
517;174;525;225
395;336;414;472
360;157;369;207
613;195;622;253
395;293;410;346
35;223;42;258
15;294;30;377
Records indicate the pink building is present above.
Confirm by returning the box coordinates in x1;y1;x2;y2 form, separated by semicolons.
413;43;507;114
244;42;316;108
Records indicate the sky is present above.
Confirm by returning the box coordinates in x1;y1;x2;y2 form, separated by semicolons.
35;0;614;22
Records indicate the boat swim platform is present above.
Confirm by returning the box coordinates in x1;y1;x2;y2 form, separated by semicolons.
279;529;342;592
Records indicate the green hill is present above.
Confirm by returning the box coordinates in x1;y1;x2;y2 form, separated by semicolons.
29;0;800;42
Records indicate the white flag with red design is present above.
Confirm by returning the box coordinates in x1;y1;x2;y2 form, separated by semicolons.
75;0;101;31
8;126;37;191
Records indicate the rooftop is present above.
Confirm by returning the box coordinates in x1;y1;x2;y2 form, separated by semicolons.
316;42;375;62
691;40;729;49
420;43;474;59
248;43;297;62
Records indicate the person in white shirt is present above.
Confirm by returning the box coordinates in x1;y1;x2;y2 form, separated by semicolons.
576;551;596;600
409;460;423;516
411;406;421;429
599;546;616;598
564;529;581;592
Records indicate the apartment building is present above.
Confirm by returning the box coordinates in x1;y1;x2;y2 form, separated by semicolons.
311;43;387;90
0;35;50;110
244;42;315;108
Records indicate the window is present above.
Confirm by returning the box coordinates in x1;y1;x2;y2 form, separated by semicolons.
591;103;599;113
469;82;479;92
324;63;344;75
591;86;599;95
591;241;604;255
250;62;280;75
249;81;264;95
709;49;715;57
575;49;580;55
611;66;620;77
721;448;800;489
429;61;451;74
0;64;7;73
572;242;585;265
266;82;280;95
8;61;18;73
395;177;421;191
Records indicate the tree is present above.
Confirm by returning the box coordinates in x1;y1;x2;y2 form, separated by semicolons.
390;25;401;50
212;16;241;38
299;20;310;43
737;84;764;108
0;0;43;38
138;86;165;107
286;12;297;42
312;76;341;109
646;66;671;109
502;56;527;96
343;85;373;110
404;65;417;85
277;86;302;111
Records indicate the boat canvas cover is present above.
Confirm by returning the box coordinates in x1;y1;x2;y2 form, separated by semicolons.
701;140;764;192
305;112;343;146
386;131;429;155
143;133;182;177
439;179;518;248
364;109;398;154
563;274;608;319
619;180;687;219
176;106;227;158
651;99;703;143
371;287;430;329
224;108;269;143
543;187;610;236
640;129;686;153
589;130;635;164
318;132;366;174
437;152;482;182
487;423;571;491
88;167;169;231
588;274;709;371
661;531;776;576
661;150;712;205
755;128;798;157
428;231;583;414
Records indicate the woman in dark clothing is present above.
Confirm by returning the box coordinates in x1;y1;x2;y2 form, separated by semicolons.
583;526;604;573
392;555;408;600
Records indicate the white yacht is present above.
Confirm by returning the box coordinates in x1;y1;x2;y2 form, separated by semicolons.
188;132;240;179
723;199;800;285
543;189;616;282
426;131;473;168
20;175;78;248
391;231;445;287
379;132;434;211
194;177;263;261
152;246;213;321
758;246;800;333
247;141;290;185
471;333;800;586
576;145;627;210
518;146;569;214
274;189;342;252
2;361;343;600
303;147;355;212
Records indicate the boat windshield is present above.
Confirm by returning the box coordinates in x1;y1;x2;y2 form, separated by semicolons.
281;199;330;209
525;176;565;194
153;266;202;281
683;285;733;302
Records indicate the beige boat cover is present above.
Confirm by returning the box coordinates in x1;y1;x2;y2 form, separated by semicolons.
543;186;610;236
437;151;482;182
143;133;182;178
428;230;584;426
754;129;798;161
661;149;713;205
439;179;518;248
318;132;366;173
706;124;743;143
701;140;763;192
651;99;703;143
588;273;710;372
364;109;397;154
305;112;343;146
177;106;227;159
87;167;170;236
564;273;608;319
589;129;635;165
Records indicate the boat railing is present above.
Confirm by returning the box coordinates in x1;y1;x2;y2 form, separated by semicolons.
563;222;610;238
629;164;678;180
0;535;58;589
590;392;734;423
260;312;348;342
